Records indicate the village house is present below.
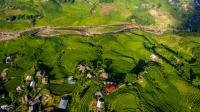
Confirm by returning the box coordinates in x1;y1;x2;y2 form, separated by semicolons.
16;85;25;92
97;69;109;80
0;93;5;99
5;56;12;63
106;84;116;93
77;64;86;72
127;82;133;86
99;72;109;80
28;95;41;112
59;97;69;109
86;66;91;71
42;77;48;84
30;80;36;87
28;106;34;112
0;68;8;83
36;69;45;78
94;91;103;98
77;64;91;72
96;99;105;112
21;94;31;104
0;104;14;111
67;76;76;84
86;73;93;79
150;54;158;61
25;75;33;83
28;99;40;112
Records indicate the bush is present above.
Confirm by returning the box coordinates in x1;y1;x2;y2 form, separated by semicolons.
99;0;114;3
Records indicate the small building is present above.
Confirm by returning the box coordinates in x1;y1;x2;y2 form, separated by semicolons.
67;76;76;84
21;95;31;104
29;99;40;106
86;73;93;79
28;99;40;112
16;85;25;92
94;91;103;98
42;77;48;84
106;84;116;93
127;82;133;86
98;69;109;80
86;66;91;71
150;54;158;61
0;105;14;111
99;72;109;80
28;106;34;112
0;68;8;82
30;81;36;87
36;70;45;78
0;93;5;99
5;56;12;63
59;97;69;109
77;64;86;72
96;99;105;112
0;105;9;110
98;69;105;73
25;75;33;83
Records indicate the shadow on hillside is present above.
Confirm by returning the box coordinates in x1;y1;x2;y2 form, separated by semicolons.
181;0;200;32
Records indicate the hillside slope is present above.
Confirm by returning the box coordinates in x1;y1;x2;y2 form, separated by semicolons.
0;0;196;31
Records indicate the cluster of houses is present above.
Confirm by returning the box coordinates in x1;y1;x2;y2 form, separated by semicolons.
77;64;109;80
16;69;48;92
0;55;143;112
0;55;16;84
77;64;117;111
53;64;117;111
14;69;49;112
1;61;118;111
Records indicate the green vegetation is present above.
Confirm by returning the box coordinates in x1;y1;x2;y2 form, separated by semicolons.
0;0;196;31
0;31;200;111
0;0;200;111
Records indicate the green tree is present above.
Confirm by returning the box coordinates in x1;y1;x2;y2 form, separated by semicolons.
192;76;200;87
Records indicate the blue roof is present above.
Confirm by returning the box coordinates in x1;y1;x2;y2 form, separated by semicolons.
59;98;68;109
68;80;76;84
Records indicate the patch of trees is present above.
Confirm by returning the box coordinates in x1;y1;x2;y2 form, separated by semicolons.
99;0;114;3
192;76;200;87
7;14;43;25
127;14;156;26
58;0;75;3
192;46;200;61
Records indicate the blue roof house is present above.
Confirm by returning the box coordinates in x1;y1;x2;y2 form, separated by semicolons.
59;98;69;109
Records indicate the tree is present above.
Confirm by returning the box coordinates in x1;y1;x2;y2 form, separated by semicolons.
192;76;200;87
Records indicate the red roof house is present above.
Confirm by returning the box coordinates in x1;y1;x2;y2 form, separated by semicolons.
106;84;116;93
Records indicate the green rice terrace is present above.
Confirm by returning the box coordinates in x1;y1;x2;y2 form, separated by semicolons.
0;0;200;112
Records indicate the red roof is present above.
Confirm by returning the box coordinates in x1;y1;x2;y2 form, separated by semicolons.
106;84;116;93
